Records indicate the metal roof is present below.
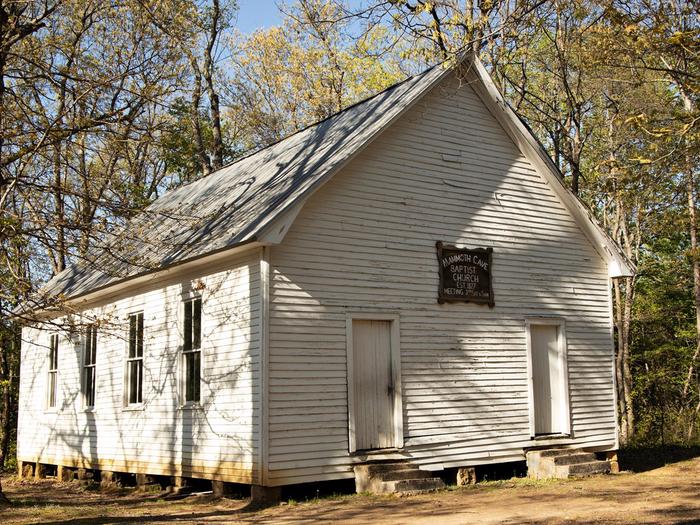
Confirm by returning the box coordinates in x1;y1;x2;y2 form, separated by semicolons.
35;53;635;308
41;61;453;301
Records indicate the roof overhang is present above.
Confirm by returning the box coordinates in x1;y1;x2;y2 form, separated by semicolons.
466;57;635;278
22;52;633;320
19;241;262;320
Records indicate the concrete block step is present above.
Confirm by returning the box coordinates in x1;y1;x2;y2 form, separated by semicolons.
387;477;446;495
557;460;611;478
356;461;409;476
553;452;597;466
378;468;432;482
532;448;578;458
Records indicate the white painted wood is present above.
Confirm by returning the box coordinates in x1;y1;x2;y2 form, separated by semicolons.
351;319;393;450
31;243;262;320
265;70;616;485
19;65;619;489
346;312;403;453
528;322;569;435
607;277;621;450
259;246;271;486
258;201;306;245
17;250;262;484
466;59;634;278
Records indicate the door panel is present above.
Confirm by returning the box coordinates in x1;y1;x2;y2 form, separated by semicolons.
530;324;567;435
352;320;395;450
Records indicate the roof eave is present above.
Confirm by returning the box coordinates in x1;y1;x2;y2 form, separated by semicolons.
467;57;636;279
17;240;262;320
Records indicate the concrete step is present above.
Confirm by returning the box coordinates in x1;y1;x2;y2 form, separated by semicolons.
531;448;578;458
553;452;597;466
356;461;408;476
556;460;611;478
383;477;446;495
527;448;613;479
379;468;432;482
354;460;444;494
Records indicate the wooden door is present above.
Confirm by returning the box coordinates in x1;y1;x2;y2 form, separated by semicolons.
351;320;395;450
530;324;568;435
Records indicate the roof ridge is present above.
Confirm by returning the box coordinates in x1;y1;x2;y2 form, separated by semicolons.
186;62;443;186
140;62;445;211
27;57;459;309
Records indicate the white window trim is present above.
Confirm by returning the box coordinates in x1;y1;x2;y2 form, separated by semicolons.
345;311;403;453
179;296;203;409
46;333;59;412
524;317;572;438
123;311;145;409
81;325;97;411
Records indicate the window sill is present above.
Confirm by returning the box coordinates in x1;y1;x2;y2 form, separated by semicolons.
178;403;202;411
531;433;571;441
123;404;145;412
44;408;59;414
82;407;96;413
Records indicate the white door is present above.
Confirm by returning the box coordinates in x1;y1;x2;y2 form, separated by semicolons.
351;319;396;450
530;323;569;435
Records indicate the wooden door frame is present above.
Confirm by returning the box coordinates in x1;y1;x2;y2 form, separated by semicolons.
346;312;404;453
525;317;572;438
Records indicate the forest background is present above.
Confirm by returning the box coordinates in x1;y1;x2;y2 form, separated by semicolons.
0;0;698;499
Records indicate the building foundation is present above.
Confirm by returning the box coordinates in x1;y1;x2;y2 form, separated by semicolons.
251;485;281;504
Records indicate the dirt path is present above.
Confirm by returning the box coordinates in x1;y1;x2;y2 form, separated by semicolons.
3;458;700;524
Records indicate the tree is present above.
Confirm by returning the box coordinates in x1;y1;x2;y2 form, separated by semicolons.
599;0;700;441
224;0;405;148
0;0;207;503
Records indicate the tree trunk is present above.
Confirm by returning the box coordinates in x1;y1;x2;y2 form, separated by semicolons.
683;168;700;387
0;327;9;507
203;0;223;171
621;275;635;441
610;182;638;445
0;478;8;505
613;276;635;444
675;82;700;441
613;277;628;443
53;142;66;273
0;319;18;472
189;57;210;177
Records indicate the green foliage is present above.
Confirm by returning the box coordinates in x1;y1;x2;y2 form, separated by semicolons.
630;229;698;445
160;98;242;186
1;0;699;480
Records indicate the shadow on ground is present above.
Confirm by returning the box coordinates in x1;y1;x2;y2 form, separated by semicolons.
619;446;700;473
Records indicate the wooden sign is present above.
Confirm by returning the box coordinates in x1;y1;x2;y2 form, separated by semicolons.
436;241;494;306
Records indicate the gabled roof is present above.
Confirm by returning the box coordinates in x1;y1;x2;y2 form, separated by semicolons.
39;53;634;306
41;61;454;301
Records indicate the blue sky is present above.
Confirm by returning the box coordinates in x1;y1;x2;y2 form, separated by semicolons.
235;1;365;33
235;1;284;32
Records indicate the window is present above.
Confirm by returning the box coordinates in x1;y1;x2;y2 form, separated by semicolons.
47;334;58;408
82;325;97;408
126;312;144;405
183;298;201;403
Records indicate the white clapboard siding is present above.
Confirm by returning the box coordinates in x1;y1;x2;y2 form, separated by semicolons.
17;249;262;484
266;72;616;485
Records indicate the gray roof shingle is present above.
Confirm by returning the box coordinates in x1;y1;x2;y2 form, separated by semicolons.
41;61;451;300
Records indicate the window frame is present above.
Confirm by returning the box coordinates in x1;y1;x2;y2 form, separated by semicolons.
47;333;59;410
181;297;202;406
82;324;98;409
125;311;145;408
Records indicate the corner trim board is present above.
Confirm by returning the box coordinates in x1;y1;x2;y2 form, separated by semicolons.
259;246;271;485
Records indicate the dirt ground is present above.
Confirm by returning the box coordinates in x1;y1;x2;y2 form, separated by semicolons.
2;457;700;524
